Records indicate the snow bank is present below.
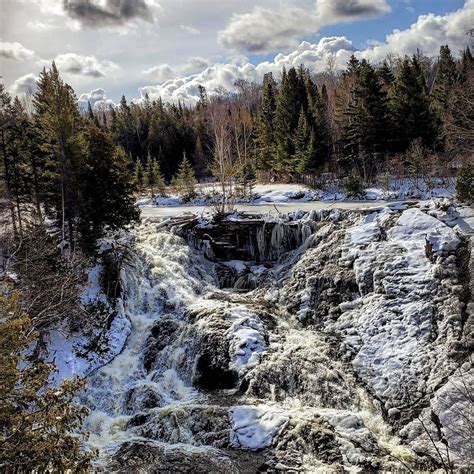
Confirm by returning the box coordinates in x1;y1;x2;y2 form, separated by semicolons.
230;405;289;450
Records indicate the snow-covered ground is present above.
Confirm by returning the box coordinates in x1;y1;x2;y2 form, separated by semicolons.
137;178;455;210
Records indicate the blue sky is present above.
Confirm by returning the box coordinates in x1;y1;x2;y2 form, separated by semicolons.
2;1;473;105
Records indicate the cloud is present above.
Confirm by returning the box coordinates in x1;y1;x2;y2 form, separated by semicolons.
139;36;355;105
143;64;176;83
218;0;390;53
9;73;39;96
180;24;200;35
0;41;35;61
360;0;474;62
62;0;161;28
54;53;118;78
181;57;211;74
78;87;116;111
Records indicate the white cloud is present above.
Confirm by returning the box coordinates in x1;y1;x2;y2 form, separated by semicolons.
9;73;39;96
218;0;390;53
54;53;119;78
180;24;200;35
360;0;474;62
139;36;355;105
78;87;116;111
143;64;176;83
0;41;35;61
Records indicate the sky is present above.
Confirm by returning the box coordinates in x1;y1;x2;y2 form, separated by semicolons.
1;0;473;108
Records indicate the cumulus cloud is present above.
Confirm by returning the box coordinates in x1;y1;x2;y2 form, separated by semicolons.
143;64;176;83
0;41;35;61
54;53;118;78
181;56;211;74
139;36;355;105
360;0;474;62
218;0;390;53
9;73;39;96
78;87;116;111
62;0;160;28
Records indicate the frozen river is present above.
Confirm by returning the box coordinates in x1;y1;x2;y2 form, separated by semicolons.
140;200;410;218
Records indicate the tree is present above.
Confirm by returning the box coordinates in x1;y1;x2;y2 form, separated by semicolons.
33;63;84;248
256;73;277;175
78;125;139;249
173;153;196;201
0;291;94;472
432;45;458;116
294;109;311;173
134;158;144;193
388;57;437;152
341;60;388;179
152;158;166;197
274;67;300;174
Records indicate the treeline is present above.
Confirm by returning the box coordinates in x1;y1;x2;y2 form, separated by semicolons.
97;45;472;189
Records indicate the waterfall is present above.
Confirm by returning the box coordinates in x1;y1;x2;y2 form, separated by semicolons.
80;211;455;472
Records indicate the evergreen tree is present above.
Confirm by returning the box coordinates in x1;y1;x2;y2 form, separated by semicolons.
256;73;276;173
274;67;300;174
174;153;196;201
388;57;437;152
0;291;94;471
377;61;395;91
456;164;473;203
432;45;458;115
134;158;144;193
460;46;474;83
341;60;388;179
33;63;84;247
78;125;139;249
294;109;311;173
152;158;167;197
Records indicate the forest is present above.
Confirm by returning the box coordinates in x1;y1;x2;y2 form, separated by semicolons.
0;41;473;472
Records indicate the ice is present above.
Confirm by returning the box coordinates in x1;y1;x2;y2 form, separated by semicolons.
230;405;289;450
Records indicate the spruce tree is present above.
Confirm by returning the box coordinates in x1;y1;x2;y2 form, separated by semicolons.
341;60;388;179
134;158;144;193
294;109;311;173
33;63;83;247
388;57;437;152
432;45;458;115
174;153;196;201
274;67;300;174
78;125;139;250
153;159;166;197
256;73;276;173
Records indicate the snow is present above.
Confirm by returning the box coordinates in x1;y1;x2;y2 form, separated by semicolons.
221;260;247;273
331;206;462;405
230;405;289;450
136;178;455;211
226;306;267;376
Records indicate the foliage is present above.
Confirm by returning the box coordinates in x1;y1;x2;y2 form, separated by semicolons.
0;291;94;472
456;164;473;203
343;173;364;198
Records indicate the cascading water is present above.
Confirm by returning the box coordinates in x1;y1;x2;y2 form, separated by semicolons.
81;208;468;472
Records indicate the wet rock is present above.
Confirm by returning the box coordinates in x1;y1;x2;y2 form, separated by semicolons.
107;440;239;473
143;319;180;372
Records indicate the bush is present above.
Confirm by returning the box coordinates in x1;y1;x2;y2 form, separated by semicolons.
456;164;474;203
343;174;365;198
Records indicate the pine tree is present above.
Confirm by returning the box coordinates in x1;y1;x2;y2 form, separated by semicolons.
78;125;139;249
33;63;84;247
174;153;196;201
388;57;437;152
460;46;473;83
294;109;311;173
432;45;458;115
0;291;94;471
134;158;144;193
377;60;395;91
256;73;276;174
274;67;300;174
341;60;388;179
153;158;167;197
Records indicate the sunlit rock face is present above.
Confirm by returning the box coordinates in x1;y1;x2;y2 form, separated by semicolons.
79;204;471;472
